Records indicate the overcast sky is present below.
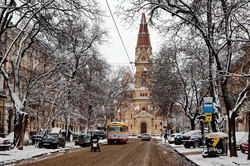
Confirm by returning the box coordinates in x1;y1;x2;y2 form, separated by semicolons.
98;1;161;71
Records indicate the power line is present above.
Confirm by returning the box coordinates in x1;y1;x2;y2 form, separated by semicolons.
105;0;134;72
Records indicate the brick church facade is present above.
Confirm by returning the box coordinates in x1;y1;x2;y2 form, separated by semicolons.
116;13;163;136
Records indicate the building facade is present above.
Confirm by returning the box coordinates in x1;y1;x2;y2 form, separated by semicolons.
116;13;163;136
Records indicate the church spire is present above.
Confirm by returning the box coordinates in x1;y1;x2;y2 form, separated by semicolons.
136;13;151;48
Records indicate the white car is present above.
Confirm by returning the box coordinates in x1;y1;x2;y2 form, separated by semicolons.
0;133;14;150
168;133;180;144
141;133;151;141
0;132;31;150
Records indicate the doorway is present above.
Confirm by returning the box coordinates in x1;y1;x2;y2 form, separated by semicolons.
141;122;147;134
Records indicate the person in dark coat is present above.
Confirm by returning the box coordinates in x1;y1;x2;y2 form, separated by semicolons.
164;133;168;143
90;134;100;151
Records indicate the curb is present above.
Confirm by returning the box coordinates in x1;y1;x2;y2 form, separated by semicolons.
172;147;199;166
160;141;199;166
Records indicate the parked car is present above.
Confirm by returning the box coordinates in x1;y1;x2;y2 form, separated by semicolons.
31;134;43;144
89;130;106;140
239;132;249;153
38;133;66;149
182;130;208;148
168;134;176;144
137;134;142;138
31;129;48;144
75;133;91;147
0;132;32;151
73;132;82;140
174;133;183;145
141;133;151;141
0;135;13;151
236;131;248;150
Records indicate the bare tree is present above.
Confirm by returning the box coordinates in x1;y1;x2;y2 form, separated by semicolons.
152;39;209;130
104;67;127;123
0;0;104;149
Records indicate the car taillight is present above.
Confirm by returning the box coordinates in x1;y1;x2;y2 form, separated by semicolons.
3;140;10;144
189;137;192;140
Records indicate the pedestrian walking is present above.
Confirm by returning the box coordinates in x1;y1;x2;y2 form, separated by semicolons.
164;133;168;143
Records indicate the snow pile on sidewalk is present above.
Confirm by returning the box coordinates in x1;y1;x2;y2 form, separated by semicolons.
0;140;108;165
158;137;250;166
0;145;71;165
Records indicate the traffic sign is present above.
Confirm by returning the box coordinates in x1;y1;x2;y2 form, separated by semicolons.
205;113;212;122
202;97;214;113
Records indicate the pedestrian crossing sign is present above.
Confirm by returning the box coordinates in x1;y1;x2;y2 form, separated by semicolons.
205;113;212;122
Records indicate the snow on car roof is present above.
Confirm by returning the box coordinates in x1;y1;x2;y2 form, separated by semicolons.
50;128;61;134
205;132;228;138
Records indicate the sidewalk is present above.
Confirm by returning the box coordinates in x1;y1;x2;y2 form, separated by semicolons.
159;138;250;166
0;140;107;165
0;145;71;165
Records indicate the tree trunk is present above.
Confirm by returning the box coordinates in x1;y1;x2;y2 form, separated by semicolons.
228;114;238;157
18;114;28;150
14;113;22;147
248;113;250;160
211;113;217;132
14;112;28;150
190;118;195;130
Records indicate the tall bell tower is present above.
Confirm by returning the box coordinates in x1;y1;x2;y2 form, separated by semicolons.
135;13;152;89
116;13;162;136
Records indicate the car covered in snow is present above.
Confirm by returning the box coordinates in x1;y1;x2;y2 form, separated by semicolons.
0;135;13;151
0;132;31;150
236;131;248;150
239;132;249;153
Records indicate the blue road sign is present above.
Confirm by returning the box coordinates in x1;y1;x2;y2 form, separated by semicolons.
202;97;214;113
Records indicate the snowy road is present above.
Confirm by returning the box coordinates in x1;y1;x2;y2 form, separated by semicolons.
13;138;193;166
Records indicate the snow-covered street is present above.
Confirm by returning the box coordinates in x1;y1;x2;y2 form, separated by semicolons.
1;137;250;166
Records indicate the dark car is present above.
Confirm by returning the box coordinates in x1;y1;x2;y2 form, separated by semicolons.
75;134;91;147
141;133;151;141
31;134;43;144
90;131;106;140
72;132;81;140
182;130;208;148
174;133;183;145
38;133;66;149
31;129;48;144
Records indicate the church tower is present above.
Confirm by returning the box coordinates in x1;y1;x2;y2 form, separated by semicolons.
116;13;162;136
135;13;152;88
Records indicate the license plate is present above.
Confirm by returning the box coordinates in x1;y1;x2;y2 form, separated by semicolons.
93;143;97;147
43;143;50;145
